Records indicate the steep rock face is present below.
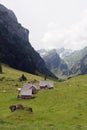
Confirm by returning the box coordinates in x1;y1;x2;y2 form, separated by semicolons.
43;49;69;76
0;4;29;42
78;55;87;74
43;49;61;70
0;4;57;79
66;47;87;76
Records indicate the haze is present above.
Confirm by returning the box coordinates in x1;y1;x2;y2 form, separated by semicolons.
0;0;87;50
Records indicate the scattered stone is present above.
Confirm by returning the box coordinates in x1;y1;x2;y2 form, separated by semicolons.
19;74;27;82
9;105;16;112
16;104;24;109
9;104;33;112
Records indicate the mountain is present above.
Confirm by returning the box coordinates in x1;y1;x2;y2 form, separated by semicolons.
43;49;61;70
42;49;69;77
57;48;72;58
64;47;87;68
38;47;87;77
37;49;47;57
70;54;87;75
0;4;57;79
65;47;87;75
37;48;73;58
80;54;87;74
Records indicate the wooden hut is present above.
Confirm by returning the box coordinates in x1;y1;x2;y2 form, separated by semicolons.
18;83;39;99
39;81;54;89
20;88;32;99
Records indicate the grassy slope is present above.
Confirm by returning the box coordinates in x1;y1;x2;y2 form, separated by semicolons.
0;65;87;130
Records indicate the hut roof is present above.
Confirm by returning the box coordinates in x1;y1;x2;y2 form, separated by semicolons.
23;83;40;90
22;83;32;89
32;84;40;90
39;81;54;88
20;89;32;96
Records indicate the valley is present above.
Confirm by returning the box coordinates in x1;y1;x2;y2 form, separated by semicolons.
0;3;87;130
0;65;87;130
38;47;87;79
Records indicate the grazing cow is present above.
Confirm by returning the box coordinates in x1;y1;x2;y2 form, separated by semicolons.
9;105;16;112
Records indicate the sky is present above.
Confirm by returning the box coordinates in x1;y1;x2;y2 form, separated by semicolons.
0;0;87;50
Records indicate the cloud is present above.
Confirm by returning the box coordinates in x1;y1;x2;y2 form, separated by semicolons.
40;10;87;50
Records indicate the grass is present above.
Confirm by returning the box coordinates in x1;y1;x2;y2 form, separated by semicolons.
0;65;87;130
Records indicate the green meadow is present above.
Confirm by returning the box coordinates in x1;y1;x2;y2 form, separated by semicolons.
0;65;87;130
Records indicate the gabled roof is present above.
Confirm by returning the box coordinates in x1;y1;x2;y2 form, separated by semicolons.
20;82;40;96
39;81;54;88
23;83;40;90
31;84;40;90
22;83;32;90
20;89;32;96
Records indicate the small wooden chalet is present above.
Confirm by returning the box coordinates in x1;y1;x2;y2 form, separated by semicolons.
20;88;32;99
18;83;39;99
39;81;54;89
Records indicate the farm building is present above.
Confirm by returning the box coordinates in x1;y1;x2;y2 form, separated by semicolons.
32;84;40;90
18;83;39;99
39;81;54;89
17;81;54;99
22;83;40;90
20;88;32;99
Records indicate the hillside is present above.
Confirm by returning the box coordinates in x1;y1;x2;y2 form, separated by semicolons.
0;4;57;79
0;65;87;130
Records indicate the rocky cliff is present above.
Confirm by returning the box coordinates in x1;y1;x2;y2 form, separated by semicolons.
42;49;69;76
64;47;87;76
0;4;57;79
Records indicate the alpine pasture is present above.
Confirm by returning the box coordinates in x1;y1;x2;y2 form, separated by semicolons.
0;65;87;130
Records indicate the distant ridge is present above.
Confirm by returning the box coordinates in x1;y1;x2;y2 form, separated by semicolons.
38;47;87;77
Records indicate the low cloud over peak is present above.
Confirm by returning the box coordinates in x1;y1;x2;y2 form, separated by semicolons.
40;10;87;50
